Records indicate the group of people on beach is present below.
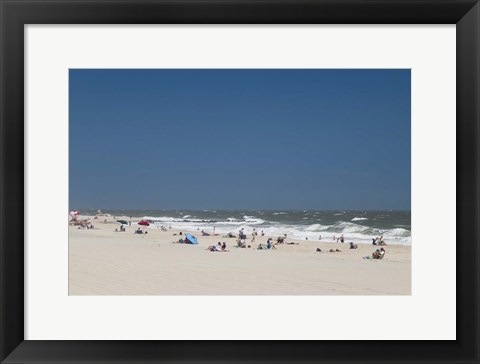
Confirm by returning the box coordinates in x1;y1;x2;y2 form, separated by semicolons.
85;217;389;260
77;221;94;230
372;236;387;246
333;234;345;243
257;238;276;250
206;242;228;252
364;247;386;259
115;225;126;232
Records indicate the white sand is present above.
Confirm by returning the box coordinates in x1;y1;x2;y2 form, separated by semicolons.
69;216;411;295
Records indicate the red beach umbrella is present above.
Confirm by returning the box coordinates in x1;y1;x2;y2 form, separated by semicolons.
138;220;150;226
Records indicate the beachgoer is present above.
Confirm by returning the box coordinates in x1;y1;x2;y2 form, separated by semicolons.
340;234;344;243
364;249;382;259
378;247;386;258
372;238;377;245
316;248;322;252
261;230;265;236
222;242;226;251
349;242;358;249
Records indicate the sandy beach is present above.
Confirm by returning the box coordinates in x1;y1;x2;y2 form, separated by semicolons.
69;215;411;295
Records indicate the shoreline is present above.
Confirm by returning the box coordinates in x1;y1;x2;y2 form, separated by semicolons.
71;213;411;246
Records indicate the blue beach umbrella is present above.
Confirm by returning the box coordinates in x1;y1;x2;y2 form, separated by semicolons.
185;233;198;244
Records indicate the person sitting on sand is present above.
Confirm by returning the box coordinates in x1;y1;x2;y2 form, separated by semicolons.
372;238;377;245
222;242;227;251
206;243;228;252
349;242;358;249
316;248;322;252
266;239;276;250
364;248;384;259
261;230;265;236
378;247;386;258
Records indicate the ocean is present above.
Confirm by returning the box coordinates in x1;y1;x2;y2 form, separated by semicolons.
81;209;411;246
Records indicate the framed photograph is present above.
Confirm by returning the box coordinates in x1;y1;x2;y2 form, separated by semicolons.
0;0;478;363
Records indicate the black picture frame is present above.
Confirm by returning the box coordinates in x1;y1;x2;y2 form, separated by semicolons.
1;0;478;363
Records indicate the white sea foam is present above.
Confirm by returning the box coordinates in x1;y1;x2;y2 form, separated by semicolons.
144;214;411;245
351;217;368;221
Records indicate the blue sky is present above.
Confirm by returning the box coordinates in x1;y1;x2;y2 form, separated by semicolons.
69;69;410;210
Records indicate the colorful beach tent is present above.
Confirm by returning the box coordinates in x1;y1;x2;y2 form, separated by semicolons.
138;220;150;226
117;220;128;225
185;233;198;244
